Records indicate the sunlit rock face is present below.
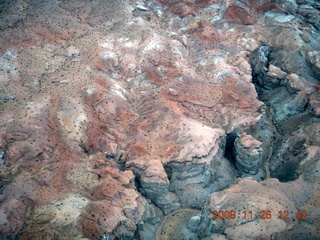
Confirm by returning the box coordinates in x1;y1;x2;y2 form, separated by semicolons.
0;0;320;239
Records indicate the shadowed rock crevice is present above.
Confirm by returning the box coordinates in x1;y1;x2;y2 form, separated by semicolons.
224;132;237;168
249;44;319;182
270;134;308;182
163;164;173;181
134;173;143;194
249;45;296;182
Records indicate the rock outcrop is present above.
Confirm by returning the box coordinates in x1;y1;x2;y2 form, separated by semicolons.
307;51;320;78
0;0;319;239
233;133;263;175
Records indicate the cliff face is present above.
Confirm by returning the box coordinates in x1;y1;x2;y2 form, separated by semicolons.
0;0;319;239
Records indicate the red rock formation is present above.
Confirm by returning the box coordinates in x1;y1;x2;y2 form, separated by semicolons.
225;1;257;25
168;2;196;18
189;20;223;42
248;0;284;13
144;65;165;84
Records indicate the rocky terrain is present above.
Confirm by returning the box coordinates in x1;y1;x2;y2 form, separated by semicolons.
0;0;319;239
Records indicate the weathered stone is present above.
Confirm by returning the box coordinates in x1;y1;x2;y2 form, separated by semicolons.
0;0;319;239
307;51;320;78
250;45;270;87
168;2;195;18
309;91;320;117
225;1;258;25
188;215;201;232
233;133;263;175
189;20;223;42
267;64;287;79
299;146;320;181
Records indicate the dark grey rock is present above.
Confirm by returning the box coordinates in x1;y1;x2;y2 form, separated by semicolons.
307;51;320;78
0;149;4;165
250;46;270;88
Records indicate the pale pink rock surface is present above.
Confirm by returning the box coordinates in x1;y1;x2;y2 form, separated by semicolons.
0;0;319;239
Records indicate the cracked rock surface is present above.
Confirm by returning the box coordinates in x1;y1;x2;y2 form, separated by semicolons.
0;0;319;239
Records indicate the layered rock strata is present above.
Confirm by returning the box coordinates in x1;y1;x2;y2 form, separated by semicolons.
233;133;263;175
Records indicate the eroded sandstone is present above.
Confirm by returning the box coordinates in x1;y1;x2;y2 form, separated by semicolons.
0;0;319;239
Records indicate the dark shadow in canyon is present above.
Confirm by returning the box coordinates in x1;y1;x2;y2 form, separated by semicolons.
224;132;237;168
249;45;315;183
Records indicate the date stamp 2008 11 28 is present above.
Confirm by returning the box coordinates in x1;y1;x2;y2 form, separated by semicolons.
212;210;307;220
